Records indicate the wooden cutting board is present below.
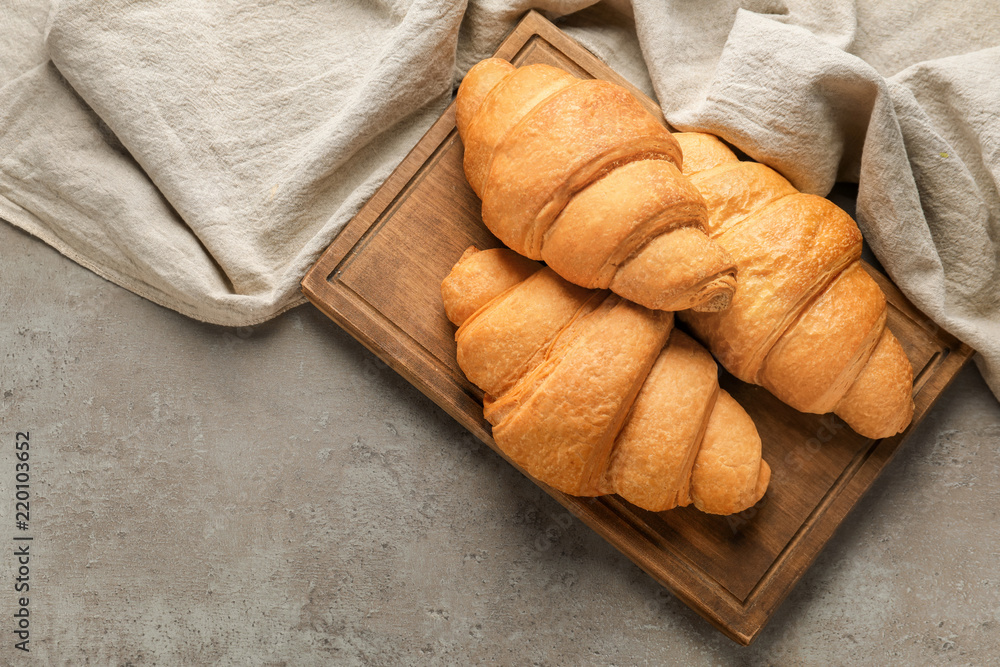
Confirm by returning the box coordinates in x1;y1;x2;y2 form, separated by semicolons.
301;10;974;645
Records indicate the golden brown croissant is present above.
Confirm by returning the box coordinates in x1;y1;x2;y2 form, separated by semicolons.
455;58;737;313
441;246;770;515
674;132;915;439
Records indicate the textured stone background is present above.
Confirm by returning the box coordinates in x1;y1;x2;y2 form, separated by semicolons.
2;214;999;665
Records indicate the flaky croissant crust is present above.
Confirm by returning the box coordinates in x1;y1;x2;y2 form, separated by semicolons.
456;59;737;313
674;132;915;439
442;246;770;516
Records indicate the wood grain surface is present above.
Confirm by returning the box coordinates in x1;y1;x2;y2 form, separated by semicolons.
301;11;975;645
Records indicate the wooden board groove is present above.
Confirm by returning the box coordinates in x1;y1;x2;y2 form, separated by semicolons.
301;10;975;645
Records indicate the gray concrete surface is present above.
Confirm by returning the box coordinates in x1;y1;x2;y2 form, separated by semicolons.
2;218;999;665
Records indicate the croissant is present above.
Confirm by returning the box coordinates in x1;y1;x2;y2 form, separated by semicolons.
455;58;737;313
441;246;770;516
673;132;915;439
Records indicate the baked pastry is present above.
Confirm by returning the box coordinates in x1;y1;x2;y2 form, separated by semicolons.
674;132;915;439
441;246;770;515
455;58;737;313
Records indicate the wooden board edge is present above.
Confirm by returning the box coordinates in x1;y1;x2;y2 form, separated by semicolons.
304;268;977;648
732;346;975;644
304;274;762;642
496;11;666;123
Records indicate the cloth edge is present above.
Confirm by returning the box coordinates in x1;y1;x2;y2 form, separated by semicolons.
0;199;307;328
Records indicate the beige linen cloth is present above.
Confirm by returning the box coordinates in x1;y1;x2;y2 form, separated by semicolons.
2;1;999;399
